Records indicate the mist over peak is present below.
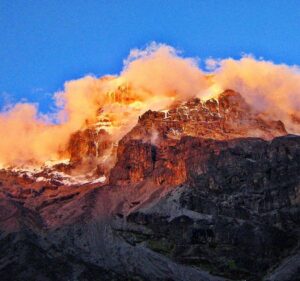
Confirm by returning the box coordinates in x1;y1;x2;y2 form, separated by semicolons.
0;43;299;167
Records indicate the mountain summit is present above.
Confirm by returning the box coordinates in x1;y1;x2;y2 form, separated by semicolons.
63;90;287;179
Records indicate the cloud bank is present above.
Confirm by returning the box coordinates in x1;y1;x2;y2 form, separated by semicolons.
0;43;299;166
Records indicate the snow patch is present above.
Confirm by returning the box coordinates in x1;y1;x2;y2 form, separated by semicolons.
160;109;170;119
5;164;106;186
44;159;70;168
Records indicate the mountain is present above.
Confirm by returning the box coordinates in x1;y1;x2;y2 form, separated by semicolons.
66;89;287;180
0;90;299;281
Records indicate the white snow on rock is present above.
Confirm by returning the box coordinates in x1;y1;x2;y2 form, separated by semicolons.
44;159;70;168
2;160;106;187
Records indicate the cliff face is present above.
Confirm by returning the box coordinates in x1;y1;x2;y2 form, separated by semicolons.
68;129;113;164
119;135;300;280
63;90;287;178
0;90;299;281
120;90;286;145
110;90;287;186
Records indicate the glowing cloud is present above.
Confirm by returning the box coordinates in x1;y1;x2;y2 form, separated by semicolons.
0;43;299;167
210;56;300;132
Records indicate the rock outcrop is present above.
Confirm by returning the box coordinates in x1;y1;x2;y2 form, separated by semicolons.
110;90;288;186
120;90;286;146
119;135;300;280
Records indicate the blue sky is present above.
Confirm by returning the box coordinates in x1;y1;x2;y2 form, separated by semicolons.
0;0;299;112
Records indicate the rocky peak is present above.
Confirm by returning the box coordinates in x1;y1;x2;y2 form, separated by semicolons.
109;90;289;186
40;89;286;184
120;90;286;147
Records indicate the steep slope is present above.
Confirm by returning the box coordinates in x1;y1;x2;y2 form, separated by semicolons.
1;135;299;281
116;135;300;280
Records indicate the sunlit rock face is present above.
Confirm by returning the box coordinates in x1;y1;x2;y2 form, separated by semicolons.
0;89;299;281
64;90;287;180
120;90;286;145
110;90;287;186
115;135;300;280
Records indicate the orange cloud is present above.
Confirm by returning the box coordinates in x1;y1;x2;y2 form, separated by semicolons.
0;44;299;167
